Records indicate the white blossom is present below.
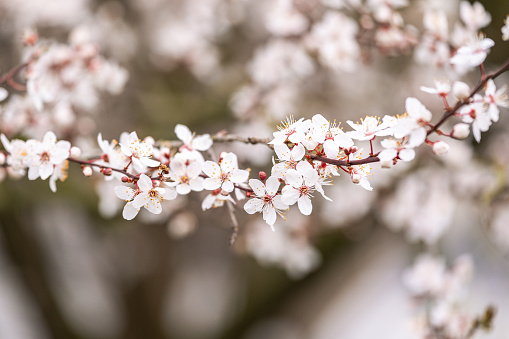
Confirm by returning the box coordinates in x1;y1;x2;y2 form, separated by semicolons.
202;152;249;192
244;176;288;230
346;115;397;141
24;131;71;181
484;79;508;122
281;161;323;215
450;35;494;68
165;158;204;195
119;131;160;172
115;174;177;220
393;98;432;147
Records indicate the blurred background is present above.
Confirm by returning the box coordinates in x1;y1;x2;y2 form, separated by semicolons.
0;0;509;338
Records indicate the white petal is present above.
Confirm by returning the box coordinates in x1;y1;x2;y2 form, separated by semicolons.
263;206;277;229
323;140;339;159
177;184;192;195
244;198;264;214
114;186;135;200
132;193;148;208
160;187;177;200
281;186;299;205
290;143;305;160
28;166;39;180
378;149;398;161
272;195;289;210
187;161;203;178
265;176;280;195
399;148;415;161
40;163;54;180
175;124;193;143
203;177;222;190
120;143;132;156
230;169;249;184
202;161;220;178
146;197;162;214
249;179;266;197
189;177;204;191
0;87;8;102
137;174;153;191
123;202;139;220
140;157;160;167
274;144;291;161
297;196;313;215
285;169;303;187
192;134;213;151
222;180;234;192
42;131;57;149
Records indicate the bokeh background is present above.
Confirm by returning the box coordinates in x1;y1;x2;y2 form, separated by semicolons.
0;0;509;338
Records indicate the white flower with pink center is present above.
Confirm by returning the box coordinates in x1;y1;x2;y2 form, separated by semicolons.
281;161;329;215
165;158;204;195
202;152;249;192
304;114;353;156
269;116;311;145
346;115;397;141
459;95;491;142
24;131;71;181
483;79;508;122
450;35;494;68
244;176;288;230
175;124;213;152
271;143;305;179
119;131;160;172
378;138;415;163
115;174;177;220
393;98;432;147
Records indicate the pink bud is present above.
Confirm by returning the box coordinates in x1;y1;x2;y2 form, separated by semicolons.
121;176;130;183
102;168;113;176
259;171;267;181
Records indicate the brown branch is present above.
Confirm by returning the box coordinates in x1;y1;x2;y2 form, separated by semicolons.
427;57;509;136
309;154;380;167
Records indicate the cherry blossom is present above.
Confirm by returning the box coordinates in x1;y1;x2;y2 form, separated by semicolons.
346;115;396;141
269;116;311;145
202;152;249;192
165;158;204;195
281;161;325;215
420;79;451;97
271;143;305;179
450;35;494;68
484;79;508;122
119;131;160;172
459;95;491;142
24;131;71;181
115;174;177;220
244;176;288;230
459;1;491;32
305;114;353;156
201;189;236;211
175;124;213;153
378;138;415;164
393;98;432;147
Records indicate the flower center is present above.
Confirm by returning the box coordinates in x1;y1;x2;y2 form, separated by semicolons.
40;152;50;163
181;175;189;184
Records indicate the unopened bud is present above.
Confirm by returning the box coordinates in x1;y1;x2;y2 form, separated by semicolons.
121;176;130;183
380;159;393;169
144;136;155;145
259;171;267;181
451;123;470;139
22;27;38;46
453;81;471;100
432;140;450;155
102;168;113;176
70;146;81;158
82;166;93;177
351;173;361;184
